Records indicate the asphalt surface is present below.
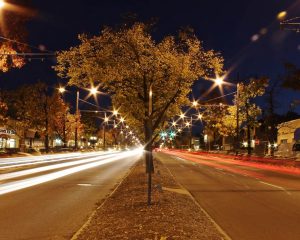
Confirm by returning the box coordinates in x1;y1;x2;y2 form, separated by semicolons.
0;150;141;240
156;151;300;240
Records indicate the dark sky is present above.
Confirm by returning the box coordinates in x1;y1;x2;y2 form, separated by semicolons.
1;0;300;113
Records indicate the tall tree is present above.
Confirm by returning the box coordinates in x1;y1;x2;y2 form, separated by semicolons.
6;83;72;152
55;22;223;204
6;84;34;151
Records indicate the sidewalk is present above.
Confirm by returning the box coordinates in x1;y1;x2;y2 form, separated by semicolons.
72;158;225;240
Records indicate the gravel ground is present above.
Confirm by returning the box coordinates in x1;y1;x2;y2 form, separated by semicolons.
74;158;224;240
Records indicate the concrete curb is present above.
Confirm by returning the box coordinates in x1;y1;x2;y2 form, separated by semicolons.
160;158;232;240
70;159;140;240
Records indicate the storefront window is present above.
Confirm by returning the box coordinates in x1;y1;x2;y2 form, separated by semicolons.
7;139;16;148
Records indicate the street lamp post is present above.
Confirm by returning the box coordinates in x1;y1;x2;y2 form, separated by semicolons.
146;83;153;206
58;87;67;148
188;117;192;149
103;115;108;151
58;85;100;151
74;90;79;150
103;123;106;150
236;83;240;155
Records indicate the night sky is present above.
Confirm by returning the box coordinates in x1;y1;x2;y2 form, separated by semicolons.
1;0;300;113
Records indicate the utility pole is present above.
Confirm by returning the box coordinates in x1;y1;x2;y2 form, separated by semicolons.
280;17;300;32
75;90;79;151
146;83;153;206
236;82;240;155
103;113;108;151
245;100;252;155
189;116;192;149
103;123;106;150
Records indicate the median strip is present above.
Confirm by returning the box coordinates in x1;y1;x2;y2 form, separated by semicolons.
73;158;226;240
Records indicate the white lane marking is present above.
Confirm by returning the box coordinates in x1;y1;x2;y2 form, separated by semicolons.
260;181;291;195
0;150;142;196
77;184;92;186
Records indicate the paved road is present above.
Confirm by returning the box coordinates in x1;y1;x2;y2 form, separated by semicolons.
0;150;141;240
156;151;300;240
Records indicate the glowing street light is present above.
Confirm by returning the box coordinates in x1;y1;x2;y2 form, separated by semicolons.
113;109;118;115
277;11;287;20
120;117;125;123
180;113;185;119
172;121;177;127
215;76;224;86
0;0;5;9
90;86;98;95
198;113;203;120
58;87;66;93
192;100;198;107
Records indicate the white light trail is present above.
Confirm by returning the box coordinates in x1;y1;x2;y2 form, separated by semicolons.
0;151;116;170
0;149;142;196
0;152;121;181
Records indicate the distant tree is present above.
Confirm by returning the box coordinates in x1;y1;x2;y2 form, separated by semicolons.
0;97;7;125
202;104;228;146
55;22;224;175
29;83;72;152
6;83;74;152
81;112;99;138
64;113;84;147
237;77;269;155
261;78;282;155
6;85;34;151
215;105;245;138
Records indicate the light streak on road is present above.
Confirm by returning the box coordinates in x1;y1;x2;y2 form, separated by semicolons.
0;149;142;196
0;151;116;169
164;150;300;176
0;152;121;181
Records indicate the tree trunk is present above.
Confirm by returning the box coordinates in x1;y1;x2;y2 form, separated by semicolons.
20;128;26;152
63;113;67;148
45;114;49;153
144;118;154;206
45;134;49;153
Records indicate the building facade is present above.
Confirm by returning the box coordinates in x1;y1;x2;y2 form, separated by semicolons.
277;119;300;157
0;127;19;151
